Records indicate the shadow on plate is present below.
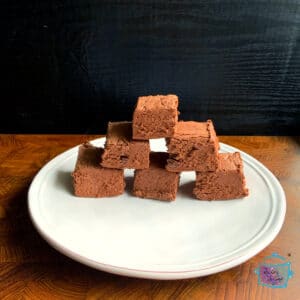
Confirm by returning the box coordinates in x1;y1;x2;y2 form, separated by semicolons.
178;180;195;198
55;170;74;195
125;175;134;196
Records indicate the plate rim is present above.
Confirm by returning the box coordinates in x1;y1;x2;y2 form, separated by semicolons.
27;138;286;280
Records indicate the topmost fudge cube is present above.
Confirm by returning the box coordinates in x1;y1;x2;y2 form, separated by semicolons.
132;94;179;140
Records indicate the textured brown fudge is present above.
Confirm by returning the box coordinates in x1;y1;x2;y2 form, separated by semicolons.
72;143;125;197
101;121;150;169
133;152;180;201
132;95;179;140
166;120;219;172
193;152;249;200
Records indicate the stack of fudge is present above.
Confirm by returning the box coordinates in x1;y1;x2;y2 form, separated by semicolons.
72;95;248;201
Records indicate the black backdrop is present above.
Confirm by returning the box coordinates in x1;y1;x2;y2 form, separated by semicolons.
2;1;300;134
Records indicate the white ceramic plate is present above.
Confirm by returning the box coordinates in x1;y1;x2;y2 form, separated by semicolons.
28;138;286;280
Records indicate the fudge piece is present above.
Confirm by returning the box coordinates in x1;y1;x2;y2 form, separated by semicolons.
72;143;125;197
166;120;219;172
101;121;150;169
132;94;179;140
193;152;249;200
133;152;180;201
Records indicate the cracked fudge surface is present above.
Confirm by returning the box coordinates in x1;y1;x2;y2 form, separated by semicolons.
72;143;125;197
193;152;249;200
133;152;180;201
166;120;219;172
101;121;150;169
132;94;179;140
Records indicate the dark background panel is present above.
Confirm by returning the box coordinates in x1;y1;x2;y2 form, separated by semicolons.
1;0;300;134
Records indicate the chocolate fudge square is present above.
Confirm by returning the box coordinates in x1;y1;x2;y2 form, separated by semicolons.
132;95;179;140
72;143;125;197
101;121;150;169
166;120;219;172
193;152;249;200
133;152;180;201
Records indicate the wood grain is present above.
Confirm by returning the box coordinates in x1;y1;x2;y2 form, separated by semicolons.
0;135;299;300
2;1;300;134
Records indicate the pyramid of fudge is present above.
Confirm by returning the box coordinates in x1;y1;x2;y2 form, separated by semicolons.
131;95;247;201
72;93;248;201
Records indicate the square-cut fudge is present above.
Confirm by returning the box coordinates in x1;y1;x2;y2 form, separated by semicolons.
193;152;249;200
133;152;180;201
72;143;125;197
132;94;179;139
166;120;219;172
101;121;150;169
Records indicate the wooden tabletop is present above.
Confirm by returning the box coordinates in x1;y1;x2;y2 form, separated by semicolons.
0;135;299;300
